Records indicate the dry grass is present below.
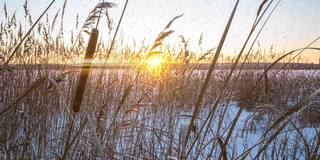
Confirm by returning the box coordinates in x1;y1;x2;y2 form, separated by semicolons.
0;0;320;159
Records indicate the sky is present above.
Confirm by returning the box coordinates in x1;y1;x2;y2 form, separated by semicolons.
2;0;320;62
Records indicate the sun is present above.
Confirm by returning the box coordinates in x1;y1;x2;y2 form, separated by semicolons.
144;54;169;76
147;55;163;68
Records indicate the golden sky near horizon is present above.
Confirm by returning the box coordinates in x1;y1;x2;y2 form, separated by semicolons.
1;0;320;63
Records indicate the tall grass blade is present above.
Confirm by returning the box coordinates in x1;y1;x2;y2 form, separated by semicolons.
2;0;56;67
0;77;47;116
181;0;240;158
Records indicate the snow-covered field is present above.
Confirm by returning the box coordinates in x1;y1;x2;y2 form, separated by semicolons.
0;68;319;159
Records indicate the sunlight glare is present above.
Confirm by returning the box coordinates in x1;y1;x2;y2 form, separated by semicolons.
147;56;163;68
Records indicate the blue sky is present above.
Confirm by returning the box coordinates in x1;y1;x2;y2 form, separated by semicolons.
2;0;320;61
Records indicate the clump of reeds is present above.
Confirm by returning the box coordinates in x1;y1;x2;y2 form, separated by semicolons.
1;0;320;159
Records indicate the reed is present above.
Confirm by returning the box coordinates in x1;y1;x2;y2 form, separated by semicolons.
0;0;319;159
